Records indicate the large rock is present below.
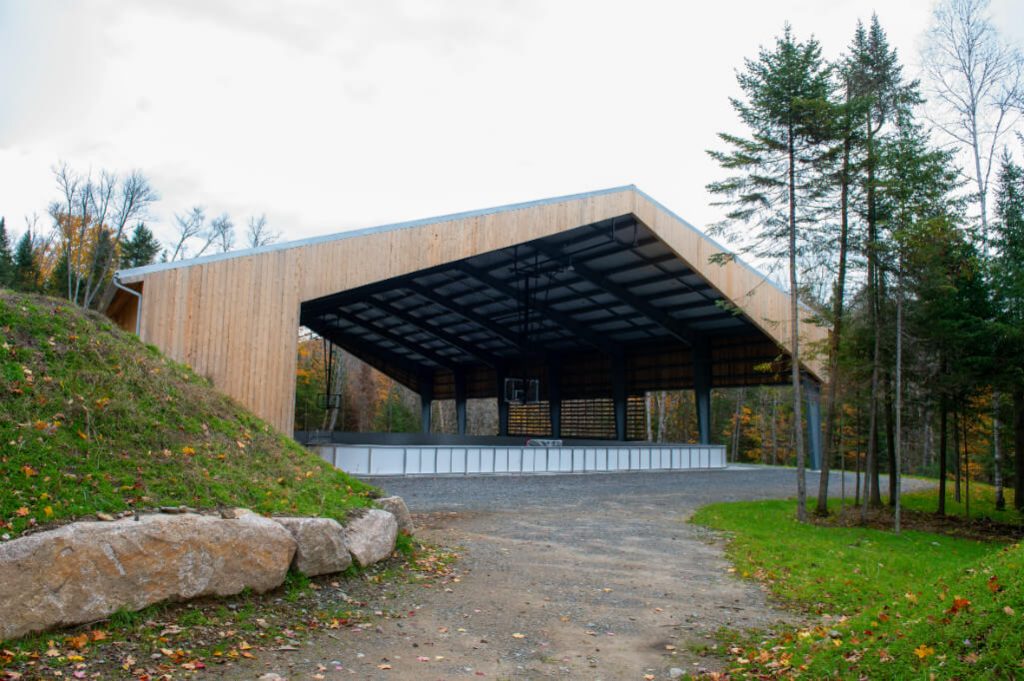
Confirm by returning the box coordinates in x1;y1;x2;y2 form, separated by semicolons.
376;496;414;535
342;509;398;567
0;512;295;641
273;517;351;576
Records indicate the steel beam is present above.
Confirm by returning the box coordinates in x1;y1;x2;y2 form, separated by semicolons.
455;262;617;355
455;368;467;435
325;310;459;371
366;295;503;368
612;352;627;440
693;338;712;445
533;242;697;347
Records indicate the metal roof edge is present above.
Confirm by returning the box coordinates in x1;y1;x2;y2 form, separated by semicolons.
115;184;639;282
629;186;792;300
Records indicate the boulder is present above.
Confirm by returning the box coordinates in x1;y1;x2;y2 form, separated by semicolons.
376;496;414;535
273;517;351;576
0;511;295;641
342;509;398;567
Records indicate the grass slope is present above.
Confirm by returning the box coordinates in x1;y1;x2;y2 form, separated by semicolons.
0;290;375;539
692;491;1024;679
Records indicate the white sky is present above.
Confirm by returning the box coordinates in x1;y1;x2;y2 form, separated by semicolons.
2;0;1022;252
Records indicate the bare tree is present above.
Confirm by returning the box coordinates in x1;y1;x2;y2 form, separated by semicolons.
191;213;234;257
82;170;156;308
246;213;279;248
923;0;1023;244
924;0;1022;511
169;206;206;261
49;164;156;308
209;213;235;253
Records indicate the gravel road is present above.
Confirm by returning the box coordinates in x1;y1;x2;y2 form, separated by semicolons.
223;467;922;681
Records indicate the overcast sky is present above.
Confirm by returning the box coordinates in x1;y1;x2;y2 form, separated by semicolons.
2;0;1022;254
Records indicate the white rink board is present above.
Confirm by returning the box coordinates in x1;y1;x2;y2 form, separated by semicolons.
316;444;727;476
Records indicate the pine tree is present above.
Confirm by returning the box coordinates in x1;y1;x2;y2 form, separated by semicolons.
120;222;162;269
992;151;1024;510
0;217;14;288
878;113;965;527
847;15;920;514
12;232;40;292
707;25;835;521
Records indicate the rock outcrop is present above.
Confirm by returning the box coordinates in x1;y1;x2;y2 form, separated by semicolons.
273;517;352;576
376;496;414;535
342;509;398;567
0;512;295;641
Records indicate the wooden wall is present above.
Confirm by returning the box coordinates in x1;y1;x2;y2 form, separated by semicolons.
108;188;828;434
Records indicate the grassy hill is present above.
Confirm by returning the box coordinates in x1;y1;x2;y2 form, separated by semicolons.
0;290;375;539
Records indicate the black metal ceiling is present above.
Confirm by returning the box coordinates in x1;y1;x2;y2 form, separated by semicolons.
299;215;758;380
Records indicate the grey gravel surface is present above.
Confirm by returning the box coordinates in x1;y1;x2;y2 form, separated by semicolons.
364;465;874;514
220;467;930;681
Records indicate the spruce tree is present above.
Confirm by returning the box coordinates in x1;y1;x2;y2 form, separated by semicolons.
992;151;1024;510
847;15;920;513
120;222;162;268
0;217;14;288
707;25;835;521
12;232;40;292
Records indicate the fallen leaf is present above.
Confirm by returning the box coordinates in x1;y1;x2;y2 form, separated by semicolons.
511;633;526;639
913;644;935;660
377;663;392;670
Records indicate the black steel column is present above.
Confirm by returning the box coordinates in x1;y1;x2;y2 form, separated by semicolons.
612;352;627;441
693;339;712;445
548;358;562;439
420;376;433;435
496;365;509;436
455;369;467;436
804;378;822;471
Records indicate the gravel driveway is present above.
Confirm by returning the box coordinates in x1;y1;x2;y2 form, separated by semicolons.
227;467;911;681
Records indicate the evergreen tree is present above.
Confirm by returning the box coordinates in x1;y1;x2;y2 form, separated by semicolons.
707;25;835;521
878;113;967;524
991;151;1024;510
12;232;40;292
120;222;162;268
0;217;14;288
847;15;920;512
46;252;70;299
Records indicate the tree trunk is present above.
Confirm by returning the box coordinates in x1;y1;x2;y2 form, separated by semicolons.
954;406;962;503
894;265;903;533
731;388;745;463
938;397;948;515
885;371;897;506
1014;387;1024;512
963;407;971;518
770;390;779;466
815;116;852;516
657;391;667;443
646;393;653;442
993;391;1005;510
787;125;807;522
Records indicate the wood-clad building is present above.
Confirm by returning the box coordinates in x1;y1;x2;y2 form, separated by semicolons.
106;186;828;452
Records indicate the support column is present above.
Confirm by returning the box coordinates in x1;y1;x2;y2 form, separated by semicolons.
496;365;509;437
548;358;562;439
805;378;822;471
419;375;433;435
693;338;712;445
455;369;467;436
612;352;627;441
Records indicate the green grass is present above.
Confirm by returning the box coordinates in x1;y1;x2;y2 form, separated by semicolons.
0;290;377;538
901;484;1021;525
692;495;1024;678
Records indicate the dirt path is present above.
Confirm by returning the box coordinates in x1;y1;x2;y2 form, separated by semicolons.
219;468;836;680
